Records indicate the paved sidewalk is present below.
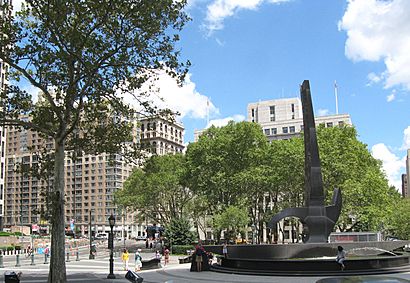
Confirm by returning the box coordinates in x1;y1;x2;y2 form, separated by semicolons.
3;255;410;282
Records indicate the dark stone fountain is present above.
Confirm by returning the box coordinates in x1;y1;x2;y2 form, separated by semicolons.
206;80;410;276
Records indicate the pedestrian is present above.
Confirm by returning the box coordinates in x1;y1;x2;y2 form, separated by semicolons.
44;245;50;258
222;242;228;258
336;246;346;270
122;248;130;271
164;247;170;266
155;250;162;260
194;242;205;272
135;248;142;271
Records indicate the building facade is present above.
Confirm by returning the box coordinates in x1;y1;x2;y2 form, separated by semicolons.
4;127;136;236
139;116;185;155
402;174;408;198
247;97;352;141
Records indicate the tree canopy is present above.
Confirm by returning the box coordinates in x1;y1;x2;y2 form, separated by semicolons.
0;1;189;282
115;154;191;227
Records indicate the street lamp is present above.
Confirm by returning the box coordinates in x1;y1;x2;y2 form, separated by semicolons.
107;214;116;279
89;210;94;259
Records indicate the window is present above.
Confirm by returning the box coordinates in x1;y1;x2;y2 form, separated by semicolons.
338;121;345;127
291;103;295;112
282;127;288;134
289;126;295;133
271;128;277;135
269;106;275;122
264;129;270;135
326;122;333;128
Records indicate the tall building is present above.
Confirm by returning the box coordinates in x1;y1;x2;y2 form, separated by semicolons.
4;127;136;236
247;97;352;141
0;0;13;230
3;113;185;238
402;174;408;198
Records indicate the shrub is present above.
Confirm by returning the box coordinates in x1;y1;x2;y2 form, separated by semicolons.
171;245;194;255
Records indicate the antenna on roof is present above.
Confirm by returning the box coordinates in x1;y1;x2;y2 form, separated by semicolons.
334;81;339;115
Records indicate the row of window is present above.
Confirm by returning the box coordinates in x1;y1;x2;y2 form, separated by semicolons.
141;122;183;138
263;121;346;136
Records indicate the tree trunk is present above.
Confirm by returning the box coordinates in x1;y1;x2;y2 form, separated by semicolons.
48;139;67;283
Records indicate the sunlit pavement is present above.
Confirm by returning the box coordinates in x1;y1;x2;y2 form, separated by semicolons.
3;255;410;283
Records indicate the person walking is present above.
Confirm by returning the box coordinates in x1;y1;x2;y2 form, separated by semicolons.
135;249;142;271
336;246;346;270
163;247;170;266
122;248;130;271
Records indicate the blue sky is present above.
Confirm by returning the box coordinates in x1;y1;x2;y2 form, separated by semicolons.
155;0;410;189
12;0;410;189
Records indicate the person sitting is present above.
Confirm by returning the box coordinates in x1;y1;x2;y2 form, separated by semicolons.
336;246;346;270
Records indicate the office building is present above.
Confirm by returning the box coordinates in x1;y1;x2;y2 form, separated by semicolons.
247;97;352;141
139;115;185;155
402;174;408;198
4;127;136;236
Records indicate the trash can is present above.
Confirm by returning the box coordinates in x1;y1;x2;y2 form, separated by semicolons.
4;271;20;283
125;270;143;283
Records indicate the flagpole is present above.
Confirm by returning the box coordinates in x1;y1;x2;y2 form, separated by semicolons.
334;81;339;115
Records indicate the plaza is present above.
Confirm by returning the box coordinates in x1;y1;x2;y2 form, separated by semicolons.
2;252;410;283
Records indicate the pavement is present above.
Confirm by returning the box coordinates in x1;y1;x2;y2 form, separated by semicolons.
2;243;410;283
2;253;410;283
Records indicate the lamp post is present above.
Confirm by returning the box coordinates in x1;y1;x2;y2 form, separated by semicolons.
107;214;116;279
89;210;94;259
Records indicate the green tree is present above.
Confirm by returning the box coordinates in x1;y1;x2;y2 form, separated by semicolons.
185;121;269;211
115;154;191;226
0;1;189;282
385;198;410;240
164;217;196;246
213;205;249;243
316;125;398;232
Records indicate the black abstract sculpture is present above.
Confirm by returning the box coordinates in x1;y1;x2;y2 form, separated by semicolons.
267;80;342;243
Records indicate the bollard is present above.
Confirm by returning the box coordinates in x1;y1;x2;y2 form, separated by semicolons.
31;253;35;265
0;250;4;268
76;251;80;261
66;251;70;262
15;254;21;267
44;253;48;264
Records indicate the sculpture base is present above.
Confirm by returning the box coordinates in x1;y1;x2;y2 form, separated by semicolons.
205;241;410;276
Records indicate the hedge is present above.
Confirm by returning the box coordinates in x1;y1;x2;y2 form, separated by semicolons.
171;245;194;255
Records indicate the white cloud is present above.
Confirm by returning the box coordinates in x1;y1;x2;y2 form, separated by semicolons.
371;143;405;190
317;108;330;116
206;114;245;128
366;72;382;86
123;71;218;120
402;126;410;150
204;0;289;34
339;0;410;91
386;91;396;102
